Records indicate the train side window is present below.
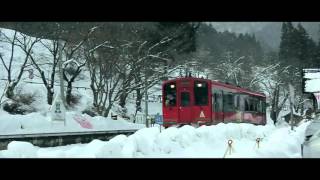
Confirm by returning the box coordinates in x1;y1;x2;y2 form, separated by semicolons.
245;99;250;111
248;98;254;111
250;98;255;111
239;95;245;111
253;98;258;112
245;97;261;112
213;90;223;112
258;99;263;113
262;101;266;113
223;92;234;112
181;92;190;107
234;94;240;111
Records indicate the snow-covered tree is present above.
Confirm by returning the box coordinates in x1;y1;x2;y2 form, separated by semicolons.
250;63;291;123
25;25;99;105
0;30;39;99
27;39;65;105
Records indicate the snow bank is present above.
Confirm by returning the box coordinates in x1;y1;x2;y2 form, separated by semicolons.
306;79;320;93
0;141;38;158
0;111;144;135
0;121;310;158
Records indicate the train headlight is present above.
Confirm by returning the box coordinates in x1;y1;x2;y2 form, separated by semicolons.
196;83;202;87
170;84;175;88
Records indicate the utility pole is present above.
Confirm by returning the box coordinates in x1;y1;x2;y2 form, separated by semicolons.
289;84;295;130
58;40;67;109
144;61;149;128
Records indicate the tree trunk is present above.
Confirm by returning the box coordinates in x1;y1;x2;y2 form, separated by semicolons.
5;85;15;99
270;85;280;124
47;90;54;105
135;88;143;115
89;67;98;108
119;91;128;108
104;104;112;118
66;81;72;105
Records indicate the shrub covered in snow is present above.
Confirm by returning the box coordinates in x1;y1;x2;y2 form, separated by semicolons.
2;99;36;115
1;87;38;115
68;94;81;108
82;107;98;117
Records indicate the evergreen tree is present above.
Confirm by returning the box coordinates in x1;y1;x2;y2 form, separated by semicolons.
315;39;320;67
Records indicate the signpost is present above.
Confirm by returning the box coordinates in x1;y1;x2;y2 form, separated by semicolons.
28;69;34;79
155;113;163;132
50;93;66;126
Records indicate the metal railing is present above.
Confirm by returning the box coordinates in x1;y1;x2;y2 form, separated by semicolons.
128;114;158;125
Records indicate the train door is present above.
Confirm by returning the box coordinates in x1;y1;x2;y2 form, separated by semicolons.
178;90;192;124
163;82;179;127
213;89;224;123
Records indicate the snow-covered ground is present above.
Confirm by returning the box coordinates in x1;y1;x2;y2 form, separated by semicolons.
0;120;310;158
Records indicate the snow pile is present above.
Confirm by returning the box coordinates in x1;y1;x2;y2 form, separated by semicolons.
0;111;145;135
305;71;320;93
0;121;310;158
306;79;320;93
0;141;39;158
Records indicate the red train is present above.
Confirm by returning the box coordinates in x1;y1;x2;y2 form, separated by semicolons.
162;77;266;127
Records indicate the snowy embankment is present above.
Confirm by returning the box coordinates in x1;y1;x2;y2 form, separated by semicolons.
0;110;145;135
0;121;310;158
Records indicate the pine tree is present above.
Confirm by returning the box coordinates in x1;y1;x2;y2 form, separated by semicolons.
313;25;320;67
279;22;297;65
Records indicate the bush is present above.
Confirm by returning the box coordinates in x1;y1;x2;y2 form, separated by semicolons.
113;105;130;120
14;88;37;105
2;100;36;115
15;93;36;105
82;107;98;117
2;91;37;115
68;94;81;107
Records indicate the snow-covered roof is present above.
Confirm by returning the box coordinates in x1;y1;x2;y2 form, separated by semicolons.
304;70;320;93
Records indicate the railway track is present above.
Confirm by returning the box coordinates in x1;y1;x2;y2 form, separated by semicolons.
0;129;138;150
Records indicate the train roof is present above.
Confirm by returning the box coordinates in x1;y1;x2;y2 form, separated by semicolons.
210;80;266;98
163;77;266;98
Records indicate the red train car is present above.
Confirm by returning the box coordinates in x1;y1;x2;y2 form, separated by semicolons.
162;77;266;127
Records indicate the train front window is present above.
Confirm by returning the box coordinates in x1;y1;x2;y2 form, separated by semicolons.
194;81;208;106
164;82;177;107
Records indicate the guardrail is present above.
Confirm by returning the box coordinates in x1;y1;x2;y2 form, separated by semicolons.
0;130;138;150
